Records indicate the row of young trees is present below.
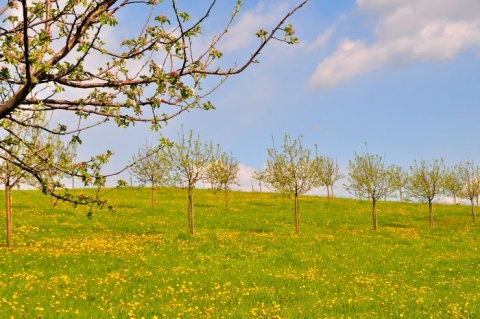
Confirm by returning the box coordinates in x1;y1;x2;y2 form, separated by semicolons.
130;132;480;236
347;154;480;230
2;126;478;246
129;132;344;237
129;128;240;235
249;135;479;233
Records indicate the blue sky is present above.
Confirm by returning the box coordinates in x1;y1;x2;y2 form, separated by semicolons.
81;0;480;197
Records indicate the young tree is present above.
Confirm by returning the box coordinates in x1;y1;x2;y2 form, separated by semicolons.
389;164;408;202
206;146;240;210
457;161;480;224
346;151;393;230
256;155;290;207
0;0;308;207
320;156;344;200
0;148;28;249
33;134;78;209
252;170;265;193
129;142;171;208
442;164;464;205
406;159;445;227
0;158;25;249
261;134;319;235
163;128;212;235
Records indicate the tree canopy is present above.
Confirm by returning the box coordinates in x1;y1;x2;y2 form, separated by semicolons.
260;134;320;235
163;128;213;235
406;159;445;227
346;151;393;230
206;145;240;210
129;141;171;208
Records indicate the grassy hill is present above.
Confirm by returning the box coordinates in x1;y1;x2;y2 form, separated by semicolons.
0;187;479;318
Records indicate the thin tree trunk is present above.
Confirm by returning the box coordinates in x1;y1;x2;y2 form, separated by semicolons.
151;183;155;208
471;199;477;224
188;187;194;235
399;189;403;202
372;200;377;230
326;186;330;202
429;200;434;227
295;194;300;235
224;185;229;210
6;184;13;249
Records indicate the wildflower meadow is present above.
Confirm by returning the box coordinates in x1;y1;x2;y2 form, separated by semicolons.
1;187;479;318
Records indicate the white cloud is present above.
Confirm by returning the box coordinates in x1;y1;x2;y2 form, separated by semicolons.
309;0;480;89
307;26;335;51
309;39;389;89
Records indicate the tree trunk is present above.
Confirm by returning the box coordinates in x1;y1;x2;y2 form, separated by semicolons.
429;200;434;227
372;200;377;230
151;183;155;208
224;185;229;210
471;199;477;225
6;184;13;249
295;194;300;235
326;186;330;202
399;189;403;202
188;187;195;235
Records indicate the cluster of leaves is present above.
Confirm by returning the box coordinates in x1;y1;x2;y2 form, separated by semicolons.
256;135;343;201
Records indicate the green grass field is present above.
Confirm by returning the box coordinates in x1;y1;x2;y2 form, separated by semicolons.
0;187;479;318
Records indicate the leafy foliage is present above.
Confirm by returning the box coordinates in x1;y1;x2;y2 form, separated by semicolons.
442;164;464;205
456;161;480;224
388;164;408;202
317;156;344;200
205;145;240;210
163;128;213;235
406;159;445;227
259;134;320;234
129;141;171;207
346;151;393;230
